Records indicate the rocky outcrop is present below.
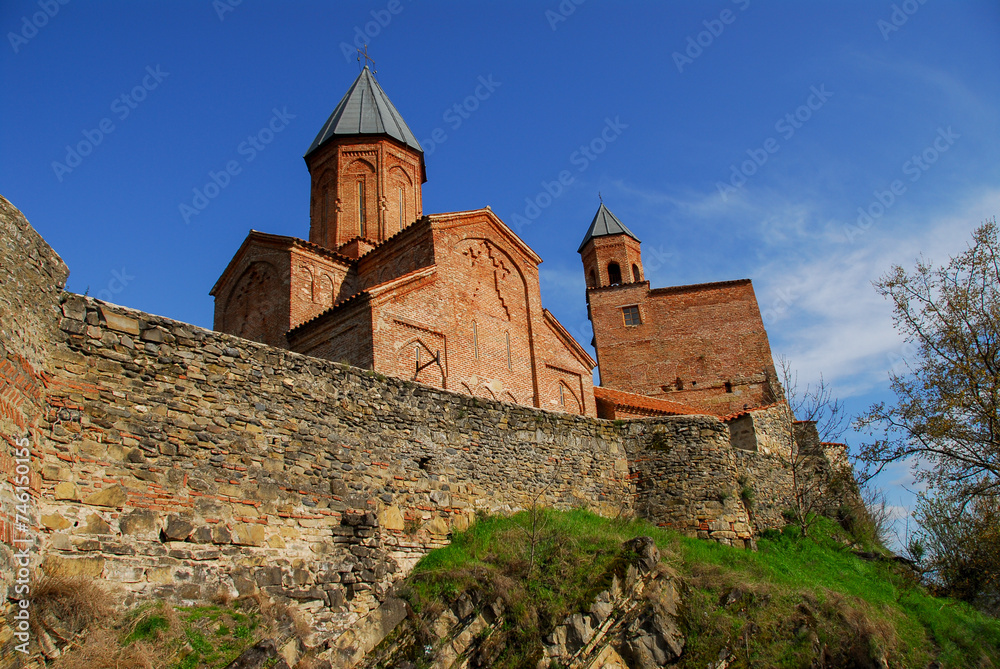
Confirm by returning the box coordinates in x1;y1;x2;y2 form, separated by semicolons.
541;536;684;668
357;537;686;669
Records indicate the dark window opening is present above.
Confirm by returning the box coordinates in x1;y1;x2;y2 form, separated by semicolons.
632;264;641;282
725;381;733;393
357;180;366;237
674;377;683;390
622;305;641;326
608;262;622;285
588;269;597;288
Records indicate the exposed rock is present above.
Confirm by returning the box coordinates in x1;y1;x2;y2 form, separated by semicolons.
223;639;290;669
624;536;659;574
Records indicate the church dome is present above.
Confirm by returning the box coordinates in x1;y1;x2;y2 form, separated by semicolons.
305;66;423;158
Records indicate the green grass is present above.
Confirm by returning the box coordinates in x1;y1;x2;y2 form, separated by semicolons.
401;509;1000;668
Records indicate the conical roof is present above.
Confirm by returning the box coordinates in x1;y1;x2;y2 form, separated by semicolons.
305;66;423;158
577;203;640;253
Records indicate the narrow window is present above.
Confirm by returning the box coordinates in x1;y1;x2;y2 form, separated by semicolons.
357;180;366;237
505;332;512;370
415;346;420;373
608;262;622;285
622;305;641;326
473;322;479;359
588;269;597;288
632;264;641;282
559;384;565;407
725;381;733;393
398;186;405;232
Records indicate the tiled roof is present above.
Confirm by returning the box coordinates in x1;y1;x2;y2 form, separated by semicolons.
594;386;706;416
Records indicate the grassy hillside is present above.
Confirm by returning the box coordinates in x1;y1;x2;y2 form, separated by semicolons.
400;509;1000;668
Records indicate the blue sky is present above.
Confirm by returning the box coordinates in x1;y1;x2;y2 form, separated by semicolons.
3;0;999;534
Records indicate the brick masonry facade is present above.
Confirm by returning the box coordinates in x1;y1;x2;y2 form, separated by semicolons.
584;231;780;417
213;123;597;416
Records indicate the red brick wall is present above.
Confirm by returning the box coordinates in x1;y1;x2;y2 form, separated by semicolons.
306;137;424;251
287;211;596;416
357;220;436;291
288;247;354;329
291;297;375;370
589;279;777;415
581;235;644;289
214;248;292;349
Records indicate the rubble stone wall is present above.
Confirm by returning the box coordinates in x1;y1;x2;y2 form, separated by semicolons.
0;197;844;657
0;196;69;664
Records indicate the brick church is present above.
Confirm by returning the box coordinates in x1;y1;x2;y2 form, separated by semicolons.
211;67;780;420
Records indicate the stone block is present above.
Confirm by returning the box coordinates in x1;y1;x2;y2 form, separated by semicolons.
232;523;266;546
212;524;232;545
41;464;71;481
119;509;159;538
78;512;111;535
84;485;128;508
164;516;194;541
377;505;404;531
40;513;71;531
99;306;140;335
53;481;79;501
44;555;105;579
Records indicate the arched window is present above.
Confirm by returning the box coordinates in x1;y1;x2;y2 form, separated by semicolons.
588;269;597;289
607;262;622;285
632;264;641;282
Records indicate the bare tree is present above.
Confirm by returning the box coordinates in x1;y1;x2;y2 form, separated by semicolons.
778;357;850;537
513;457;563;575
779;356;848;444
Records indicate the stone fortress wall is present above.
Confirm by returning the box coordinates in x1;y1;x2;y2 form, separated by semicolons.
0;197;844;657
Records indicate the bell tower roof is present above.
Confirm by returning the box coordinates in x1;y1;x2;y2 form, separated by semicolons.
577;203;640;253
305;66;423;159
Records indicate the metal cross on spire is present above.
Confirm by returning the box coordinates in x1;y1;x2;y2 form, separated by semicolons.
598;191;603;203
357;45;376;74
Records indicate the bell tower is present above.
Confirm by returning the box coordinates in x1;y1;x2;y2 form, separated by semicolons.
304;66;427;257
578;203;644;290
